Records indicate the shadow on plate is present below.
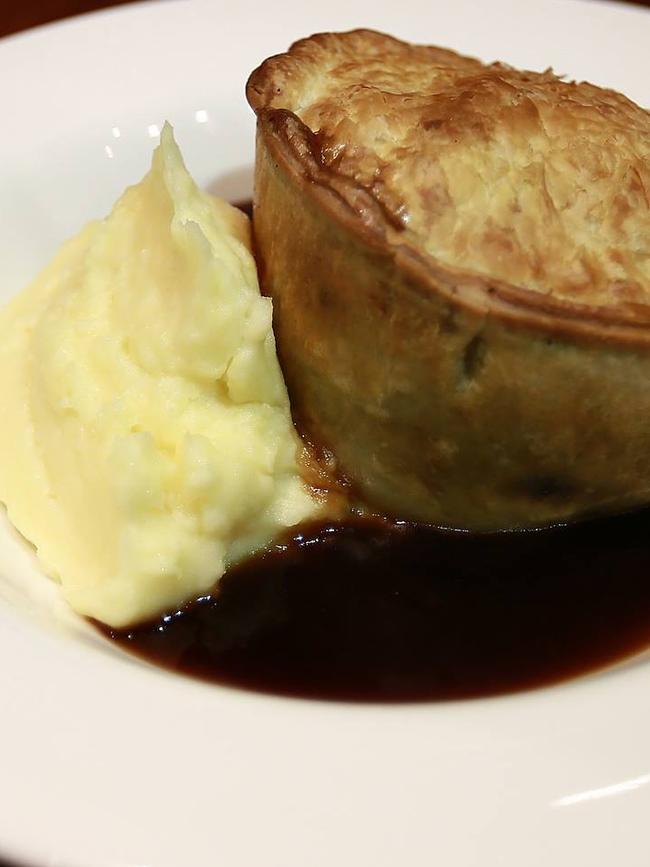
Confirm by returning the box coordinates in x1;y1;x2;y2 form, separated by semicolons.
206;165;253;203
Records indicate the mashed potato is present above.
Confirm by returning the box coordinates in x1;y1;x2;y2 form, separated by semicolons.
0;124;318;627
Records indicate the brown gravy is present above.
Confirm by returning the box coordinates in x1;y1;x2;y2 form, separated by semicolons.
102;508;650;702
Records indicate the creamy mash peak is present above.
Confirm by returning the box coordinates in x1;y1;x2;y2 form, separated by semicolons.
0;124;318;627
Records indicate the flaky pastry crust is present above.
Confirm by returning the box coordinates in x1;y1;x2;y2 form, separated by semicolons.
247;30;650;529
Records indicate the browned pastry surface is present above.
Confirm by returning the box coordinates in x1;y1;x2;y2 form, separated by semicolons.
247;30;650;530
249;30;650;313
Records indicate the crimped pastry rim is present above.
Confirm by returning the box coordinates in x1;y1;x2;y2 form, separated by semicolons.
247;30;650;349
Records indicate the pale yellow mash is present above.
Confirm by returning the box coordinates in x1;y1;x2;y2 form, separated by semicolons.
0;124;318;627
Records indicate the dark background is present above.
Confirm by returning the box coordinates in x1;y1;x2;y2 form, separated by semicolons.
0;0;648;865
1;0;136;37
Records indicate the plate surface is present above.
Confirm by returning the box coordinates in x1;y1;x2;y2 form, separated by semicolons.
1;1;650;865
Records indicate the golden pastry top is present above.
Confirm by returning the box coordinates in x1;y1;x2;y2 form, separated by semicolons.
247;30;650;311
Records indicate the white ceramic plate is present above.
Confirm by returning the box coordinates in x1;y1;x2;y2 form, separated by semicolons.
1;1;650;865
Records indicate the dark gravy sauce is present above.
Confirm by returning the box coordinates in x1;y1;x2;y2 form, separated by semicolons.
102;508;650;702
